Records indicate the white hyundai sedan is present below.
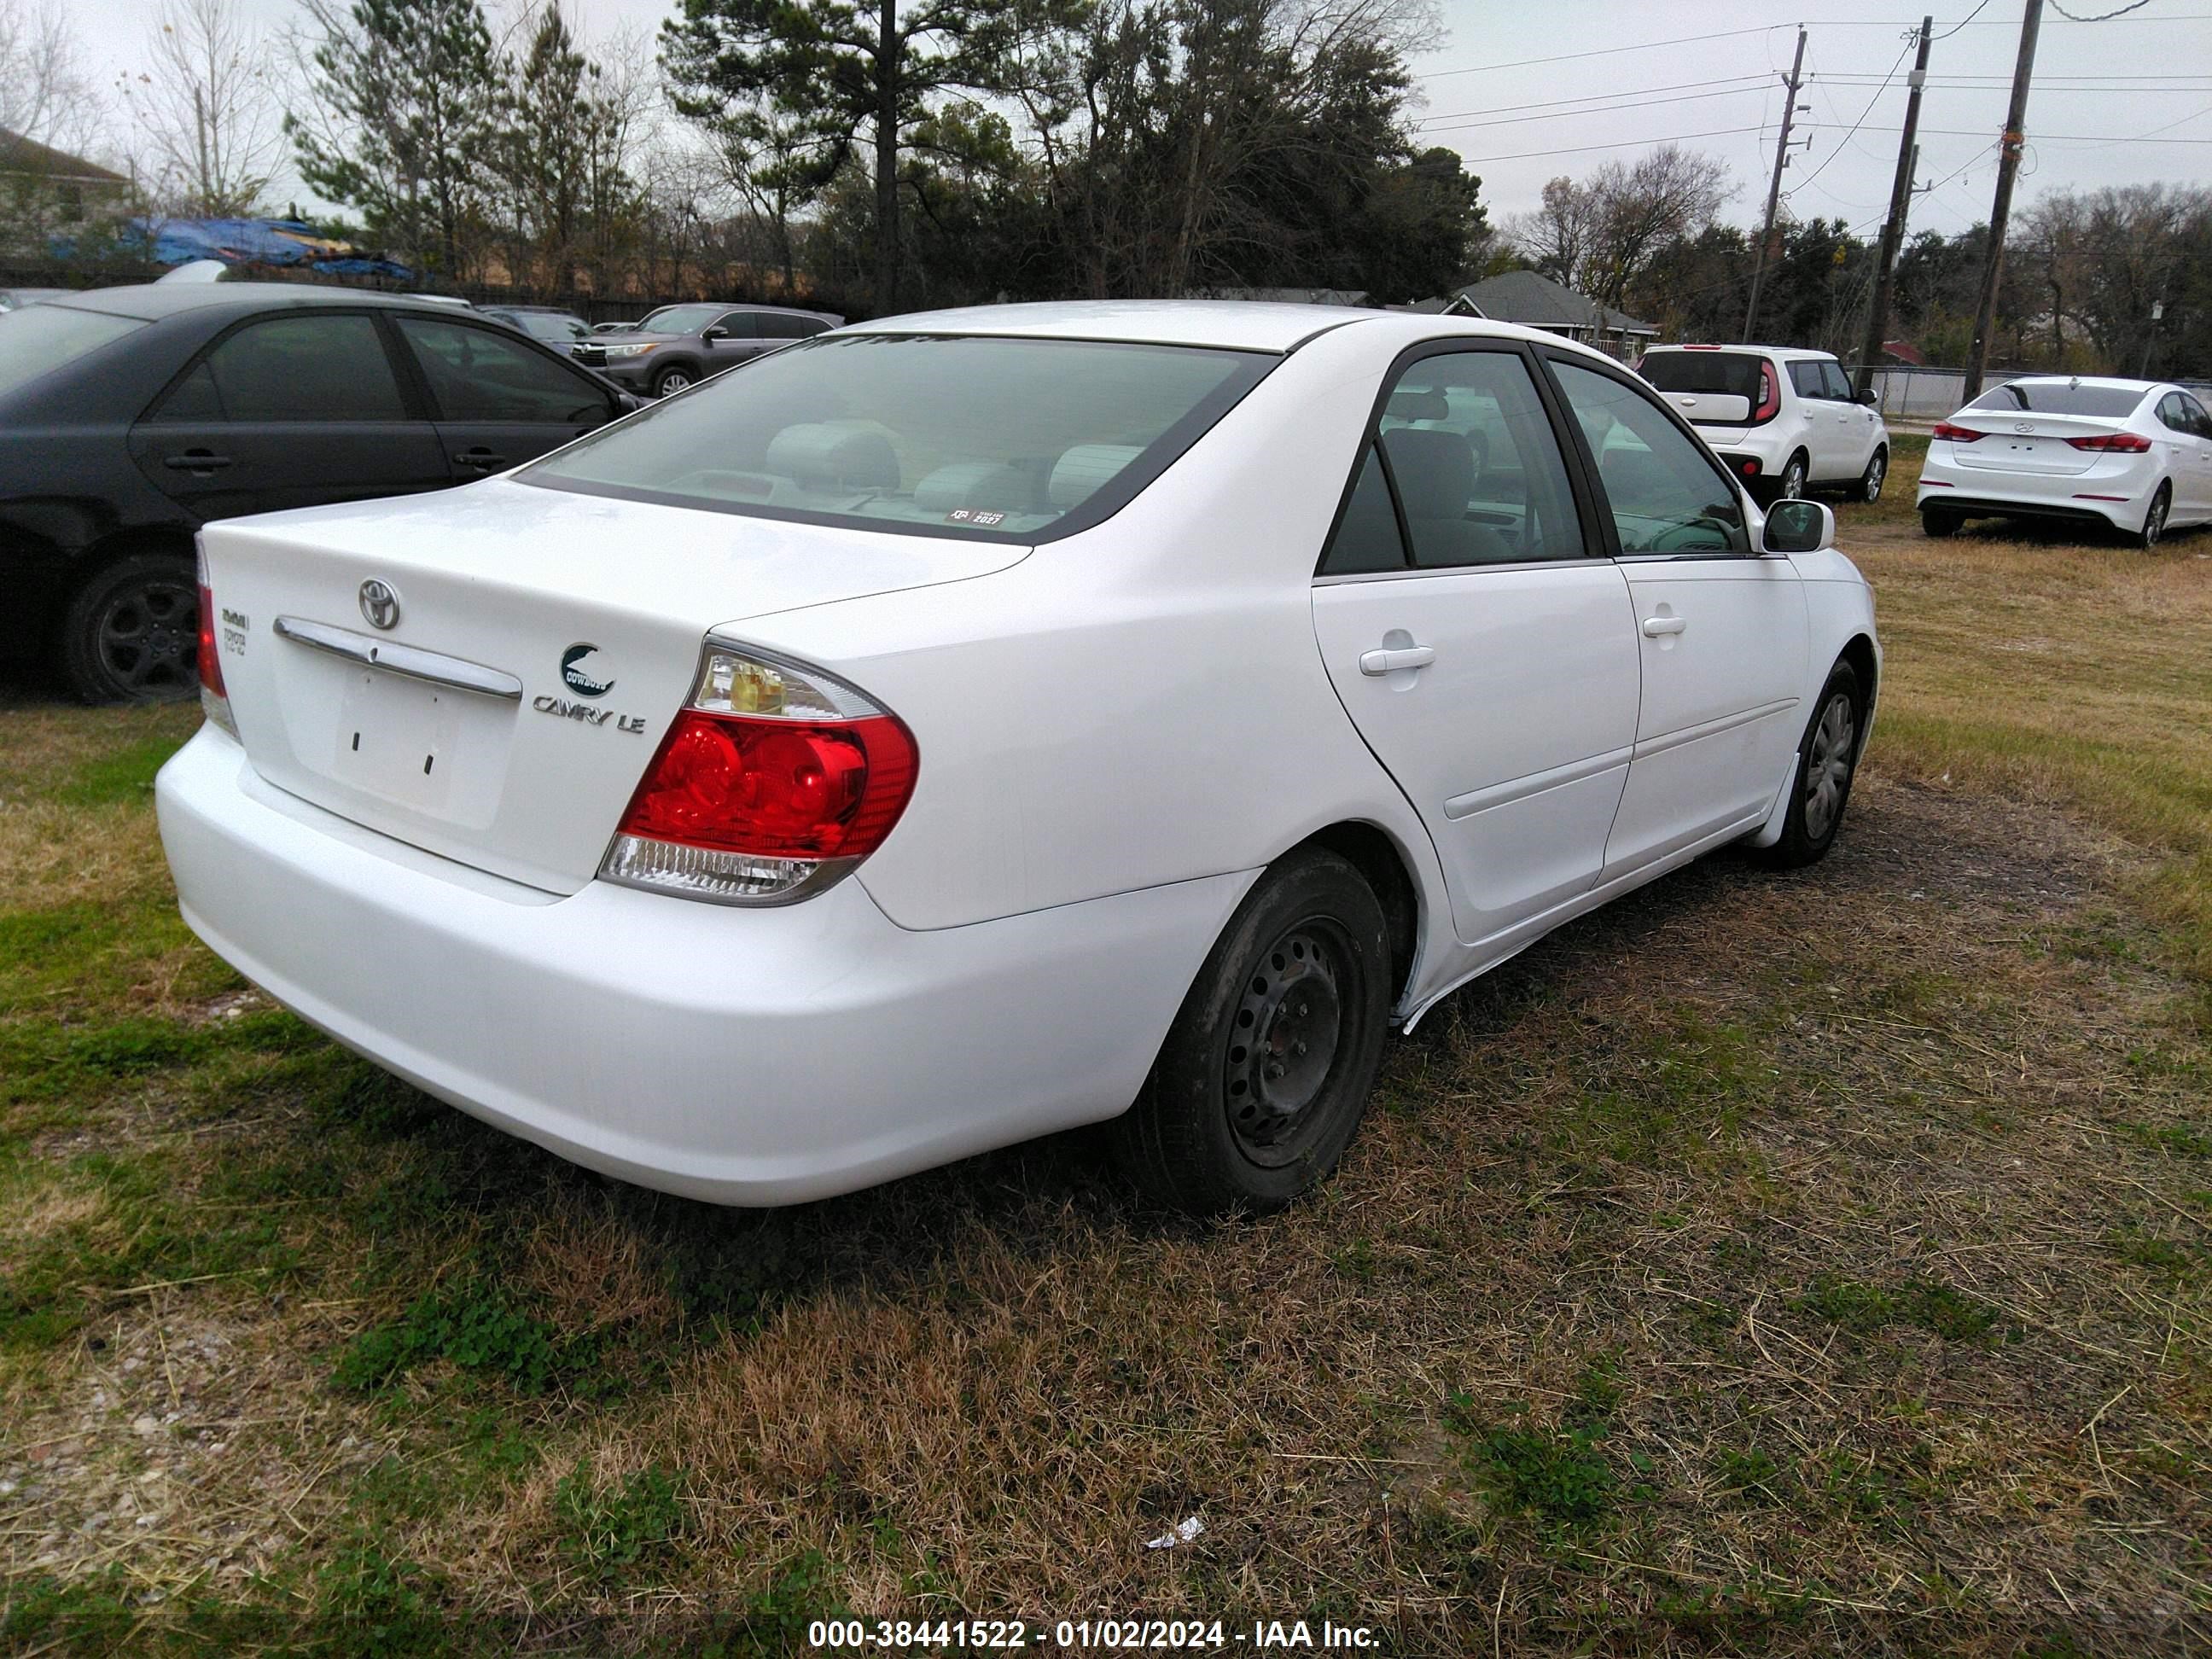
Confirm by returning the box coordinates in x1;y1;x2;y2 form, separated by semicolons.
157;302;1879;1215
1918;375;2212;548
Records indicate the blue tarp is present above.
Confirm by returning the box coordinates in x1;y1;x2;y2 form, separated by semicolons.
126;217;413;281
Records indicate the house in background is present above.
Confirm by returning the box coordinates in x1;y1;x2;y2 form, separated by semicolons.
0;129;131;242
1415;270;1657;360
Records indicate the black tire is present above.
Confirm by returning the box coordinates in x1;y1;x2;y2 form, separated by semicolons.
57;552;201;704
1858;446;1888;504
1114;847;1393;1215
1756;660;1864;870
2134;481;2170;551
649;364;696;398
1776;451;1809;502
1920;508;1960;539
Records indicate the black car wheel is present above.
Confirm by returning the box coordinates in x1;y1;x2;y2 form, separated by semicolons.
2135;482;2170;551
1755;658;1864;869
651;365;694;398
1777;451;1809;501
1920;508;1961;538
59;553;201;704
1114;847;1392;1214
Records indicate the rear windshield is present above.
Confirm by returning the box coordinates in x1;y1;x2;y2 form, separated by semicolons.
1639;351;1764;399
1967;381;2146;417
515;313;586;341
0;304;147;398
522;334;1273;541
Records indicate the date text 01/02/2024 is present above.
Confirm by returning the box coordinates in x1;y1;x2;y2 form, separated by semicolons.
805;1618;1382;1650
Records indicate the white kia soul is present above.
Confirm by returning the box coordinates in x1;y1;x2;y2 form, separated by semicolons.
158;303;1879;1215
1639;344;1892;506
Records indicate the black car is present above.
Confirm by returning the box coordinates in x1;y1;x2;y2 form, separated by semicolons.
0;282;639;701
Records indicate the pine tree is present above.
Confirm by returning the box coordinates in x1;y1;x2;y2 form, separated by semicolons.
289;0;500;277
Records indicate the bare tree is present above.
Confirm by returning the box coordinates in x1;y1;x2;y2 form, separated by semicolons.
121;0;282;217
1;0;102;158
1511;146;1729;307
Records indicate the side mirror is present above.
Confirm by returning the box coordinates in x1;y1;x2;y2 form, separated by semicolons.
1857;387;1879;407
1763;498;1835;555
701;327;727;342
614;392;645;413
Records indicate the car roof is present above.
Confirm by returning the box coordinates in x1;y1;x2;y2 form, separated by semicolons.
39;282;479;323
1645;343;1834;361
860;300;1381;352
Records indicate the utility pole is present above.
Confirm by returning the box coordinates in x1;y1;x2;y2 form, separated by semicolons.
1963;0;2044;400
1743;27;1808;343
1855;17;1933;397
2139;299;2164;377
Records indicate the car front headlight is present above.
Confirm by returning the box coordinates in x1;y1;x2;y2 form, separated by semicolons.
601;342;659;359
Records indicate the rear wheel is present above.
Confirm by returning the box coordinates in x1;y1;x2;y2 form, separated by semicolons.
1756;659;1863;870
2135;482;2170;551
1114;847;1392;1215
1920;508;1960;538
58;552;201;704
1776;451;1809;502
1858;447;1888;504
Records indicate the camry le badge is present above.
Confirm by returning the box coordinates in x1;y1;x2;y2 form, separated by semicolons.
358;579;400;631
562;643;615;697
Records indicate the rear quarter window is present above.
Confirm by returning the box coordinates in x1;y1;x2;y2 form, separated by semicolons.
0;305;148;399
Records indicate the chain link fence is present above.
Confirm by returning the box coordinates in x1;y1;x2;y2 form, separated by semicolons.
1847;364;2027;423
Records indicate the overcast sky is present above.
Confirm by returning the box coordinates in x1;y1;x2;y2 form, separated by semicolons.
65;0;2212;238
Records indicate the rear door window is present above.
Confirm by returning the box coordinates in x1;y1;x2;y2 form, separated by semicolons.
1366;348;1587;568
1549;358;1748;556
194;313;407;422
394;317;609;423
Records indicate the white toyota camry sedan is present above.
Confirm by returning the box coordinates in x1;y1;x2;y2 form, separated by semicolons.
157;302;1879;1215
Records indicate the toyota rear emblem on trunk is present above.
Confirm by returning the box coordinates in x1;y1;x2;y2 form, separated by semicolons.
358;579;401;631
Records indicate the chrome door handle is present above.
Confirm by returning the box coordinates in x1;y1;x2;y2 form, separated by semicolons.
1359;645;1435;676
1641;615;1688;637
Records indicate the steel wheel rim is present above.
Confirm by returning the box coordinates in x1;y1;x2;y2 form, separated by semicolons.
1225;919;1352;1168
97;577;199;699
1803;691;1855;841
1864;454;1885;501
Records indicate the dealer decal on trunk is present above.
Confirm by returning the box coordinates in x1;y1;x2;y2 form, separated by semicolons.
538;643;647;731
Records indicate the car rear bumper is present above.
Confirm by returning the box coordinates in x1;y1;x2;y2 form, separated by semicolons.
156;725;1252;1206
1917;451;2157;531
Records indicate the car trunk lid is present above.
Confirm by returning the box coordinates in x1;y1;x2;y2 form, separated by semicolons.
201;477;1027;894
1941;411;2119;475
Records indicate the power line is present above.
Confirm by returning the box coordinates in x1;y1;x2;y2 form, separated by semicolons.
1420;85;1771;133
2050;0;2153;16
1449;125;1773;163
1795;36;1917;190
1414;26;1779;79
1416;73;1770;125
1932;1;1990;37
1807;121;2212;141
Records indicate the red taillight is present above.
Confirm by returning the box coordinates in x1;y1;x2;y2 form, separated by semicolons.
1752;364;1779;423
196;581;224;696
2065;431;2151;452
601;642;917;905
1931;421;1984;444
616;710;916;862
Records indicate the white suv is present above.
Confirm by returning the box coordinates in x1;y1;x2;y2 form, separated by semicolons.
1639;345;1891;504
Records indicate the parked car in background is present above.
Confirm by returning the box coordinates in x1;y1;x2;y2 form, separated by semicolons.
163;301;1877;1215
573;302;842;397
480;306;592;347
1638;344;1890;505
1918;376;2211;549
0;283;639;701
590;320;637;335
0;287;73;311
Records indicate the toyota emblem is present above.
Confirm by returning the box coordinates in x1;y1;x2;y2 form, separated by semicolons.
358;579;401;631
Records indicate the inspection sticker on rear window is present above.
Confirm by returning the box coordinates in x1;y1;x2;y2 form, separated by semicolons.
945;508;1007;527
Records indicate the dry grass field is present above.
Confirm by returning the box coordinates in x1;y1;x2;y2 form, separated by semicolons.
1;437;2207;1655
